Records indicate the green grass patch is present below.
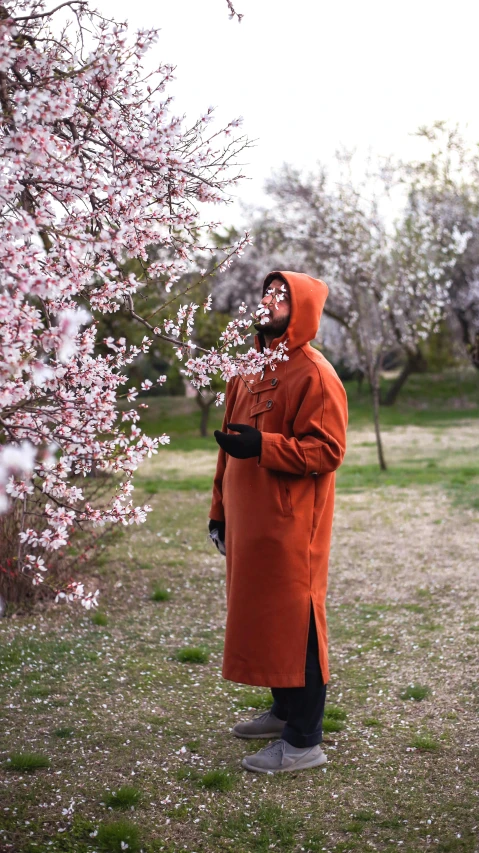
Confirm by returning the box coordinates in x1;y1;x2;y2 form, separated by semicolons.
233;689;272;711
26;684;50;697
199;769;234;792
399;683;431;701
104;785;141;810
322;717;345;733
5;752;50;772
324;705;347;721
336;461;479;499
138;475;212;492
91;611;109;626
352;810;374;822
176;766;201;782
216;801;302;852
97;819;141;853
363;717;382;727
341;820;365;833
410;734;440;751
323;705;347;733
52;726;75;738
175;646;209;664
150;586;171;602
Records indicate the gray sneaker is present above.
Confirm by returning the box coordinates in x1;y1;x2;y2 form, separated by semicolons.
241;738;327;774
231;710;287;739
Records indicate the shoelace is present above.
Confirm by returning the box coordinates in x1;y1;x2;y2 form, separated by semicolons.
261;739;286;763
251;710;273;722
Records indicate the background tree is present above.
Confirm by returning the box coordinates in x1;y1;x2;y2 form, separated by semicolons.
394;122;479;376
214;147;468;468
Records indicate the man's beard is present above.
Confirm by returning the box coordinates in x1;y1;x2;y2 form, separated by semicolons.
253;316;290;338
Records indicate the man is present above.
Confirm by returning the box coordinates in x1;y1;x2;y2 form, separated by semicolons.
208;270;348;774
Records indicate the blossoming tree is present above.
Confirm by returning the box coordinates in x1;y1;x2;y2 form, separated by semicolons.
0;0;282;606
217;152;470;469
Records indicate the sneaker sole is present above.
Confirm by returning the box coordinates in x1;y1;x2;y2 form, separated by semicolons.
241;752;327;773
232;728;286;740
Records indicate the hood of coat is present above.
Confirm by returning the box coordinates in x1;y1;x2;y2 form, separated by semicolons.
254;270;329;353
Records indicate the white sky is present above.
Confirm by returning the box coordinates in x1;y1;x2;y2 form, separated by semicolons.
98;0;479;225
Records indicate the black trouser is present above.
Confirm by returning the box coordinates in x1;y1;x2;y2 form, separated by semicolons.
270;600;327;748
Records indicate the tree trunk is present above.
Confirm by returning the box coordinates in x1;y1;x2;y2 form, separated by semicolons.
455;310;479;370
200;403;210;437
380;348;428;406
196;390;215;437
472;331;479;369
372;375;387;471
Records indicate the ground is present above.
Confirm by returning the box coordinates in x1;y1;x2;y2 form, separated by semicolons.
0;373;478;853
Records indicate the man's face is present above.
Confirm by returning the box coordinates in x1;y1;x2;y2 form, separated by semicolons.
253;279;291;337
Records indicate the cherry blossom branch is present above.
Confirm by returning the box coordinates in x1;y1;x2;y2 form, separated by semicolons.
0;0;259;608
225;0;243;22
12;1;87;21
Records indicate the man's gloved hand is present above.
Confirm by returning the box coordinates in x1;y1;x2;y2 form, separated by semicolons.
214;423;262;459
208;518;225;541
208;518;226;555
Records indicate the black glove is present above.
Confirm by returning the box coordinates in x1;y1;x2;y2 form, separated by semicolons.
208;518;225;540
214;423;262;459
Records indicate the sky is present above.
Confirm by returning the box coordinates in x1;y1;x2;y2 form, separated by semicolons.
98;0;479;226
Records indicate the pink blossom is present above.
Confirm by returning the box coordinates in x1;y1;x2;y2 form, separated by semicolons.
0;0;257;602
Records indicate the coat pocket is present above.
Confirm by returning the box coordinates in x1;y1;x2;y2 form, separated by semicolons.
277;475;293;516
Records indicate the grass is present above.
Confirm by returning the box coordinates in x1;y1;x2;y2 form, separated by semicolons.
97;819;141;852
52;726;75;738
399;683;431;701
5;752;50;772
410;733;440;751
324;705;347;720
91;611;109;626
199;769;234;792
150;585;171;602
174;645;209;664
336;462;479;505
104;785;142;810
322;717;345;733
322;704;347;733
213;802;303;852
233;689;272;710
0;371;478;853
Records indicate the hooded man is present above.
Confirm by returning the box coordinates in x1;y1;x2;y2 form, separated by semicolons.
209;270;348;774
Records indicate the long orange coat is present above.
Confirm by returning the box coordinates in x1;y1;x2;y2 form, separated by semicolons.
209;271;348;687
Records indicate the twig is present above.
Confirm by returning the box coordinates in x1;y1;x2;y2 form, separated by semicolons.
12;1;86;22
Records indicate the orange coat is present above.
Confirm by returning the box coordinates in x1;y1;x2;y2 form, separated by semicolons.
209;271;348;687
